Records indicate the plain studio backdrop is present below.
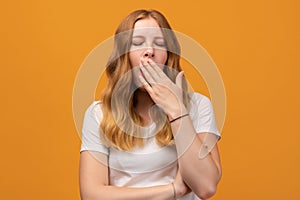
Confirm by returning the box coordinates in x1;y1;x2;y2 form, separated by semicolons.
0;0;299;199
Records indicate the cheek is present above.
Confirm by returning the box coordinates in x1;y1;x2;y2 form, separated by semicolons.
129;53;142;86
131;63;145;89
129;52;141;68
155;50;168;66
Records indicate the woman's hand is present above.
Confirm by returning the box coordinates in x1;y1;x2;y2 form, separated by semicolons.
173;169;191;198
138;57;187;119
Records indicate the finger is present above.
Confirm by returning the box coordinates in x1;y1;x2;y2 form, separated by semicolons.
145;58;161;79
144;63;160;82
141;59;159;82
138;74;153;91
140;59;156;84
175;71;184;89
148;58;166;78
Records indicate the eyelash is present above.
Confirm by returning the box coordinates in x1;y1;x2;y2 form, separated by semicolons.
131;41;166;47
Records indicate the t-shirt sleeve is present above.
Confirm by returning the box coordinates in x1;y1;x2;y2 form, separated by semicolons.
189;93;221;140
80;101;109;155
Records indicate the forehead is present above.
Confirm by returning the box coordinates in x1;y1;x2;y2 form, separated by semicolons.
132;18;163;37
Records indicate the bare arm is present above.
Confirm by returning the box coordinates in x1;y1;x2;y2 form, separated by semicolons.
170;110;222;199
133;58;222;199
79;151;187;200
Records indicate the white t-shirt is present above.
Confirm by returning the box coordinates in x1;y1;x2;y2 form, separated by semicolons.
80;92;221;200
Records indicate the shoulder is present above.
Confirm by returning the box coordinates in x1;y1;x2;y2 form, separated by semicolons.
187;92;221;136
81;100;109;154
86;100;102;111
82;100;104;127
84;100;103;119
188;92;212;108
188;92;215;118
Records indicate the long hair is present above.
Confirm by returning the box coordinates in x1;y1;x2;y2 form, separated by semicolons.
99;9;190;151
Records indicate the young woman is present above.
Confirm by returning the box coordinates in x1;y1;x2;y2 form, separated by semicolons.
79;9;222;200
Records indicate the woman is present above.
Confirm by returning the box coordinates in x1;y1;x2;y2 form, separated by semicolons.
79;9;222;200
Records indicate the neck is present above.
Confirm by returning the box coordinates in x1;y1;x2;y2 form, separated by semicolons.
134;89;154;110
133;89;155;127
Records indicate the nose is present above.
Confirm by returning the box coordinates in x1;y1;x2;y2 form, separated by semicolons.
144;47;154;58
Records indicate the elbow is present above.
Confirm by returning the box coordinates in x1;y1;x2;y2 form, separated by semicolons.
80;194;89;200
194;185;217;200
80;188;102;200
80;191;93;200
80;185;92;200
80;185;109;200
80;193;100;200
194;173;221;199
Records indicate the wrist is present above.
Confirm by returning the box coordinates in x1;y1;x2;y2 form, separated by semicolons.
167;103;188;121
169;113;189;123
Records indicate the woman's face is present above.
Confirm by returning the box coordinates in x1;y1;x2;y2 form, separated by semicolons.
129;17;168;89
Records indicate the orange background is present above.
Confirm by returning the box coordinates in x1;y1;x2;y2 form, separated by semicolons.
1;0;299;199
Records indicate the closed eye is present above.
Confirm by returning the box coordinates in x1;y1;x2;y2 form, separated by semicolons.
154;41;166;47
154;38;166;47
131;36;145;46
132;41;144;46
131;37;166;47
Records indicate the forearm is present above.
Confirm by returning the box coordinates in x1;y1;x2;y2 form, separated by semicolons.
170;112;221;198
81;184;174;200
